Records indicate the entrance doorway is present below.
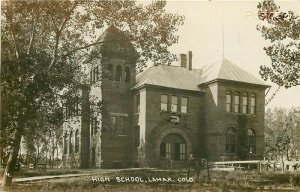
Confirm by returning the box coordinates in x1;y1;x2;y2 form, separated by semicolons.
160;134;186;161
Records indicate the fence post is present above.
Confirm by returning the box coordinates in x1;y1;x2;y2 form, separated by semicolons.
206;158;211;181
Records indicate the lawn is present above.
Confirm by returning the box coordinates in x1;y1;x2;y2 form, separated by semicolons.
2;169;300;191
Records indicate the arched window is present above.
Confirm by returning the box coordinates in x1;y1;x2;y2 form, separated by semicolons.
116;65;122;82
63;132;68;154
69;131;73;153
242;93;248;114
234;92;240;113
226;128;237;153
250;93;256;114
124;66;130;82
246;129;256;154
226;91;232;112
75;130;79;153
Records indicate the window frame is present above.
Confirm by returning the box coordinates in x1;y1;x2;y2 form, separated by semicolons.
63;132;68;154
124;66;130;82
226;91;232;112
180;97;188;114
116;65;122;82
160;94;168;111
111;116;117;135
179;143;186;160
171;95;178;113
242;93;248;114
225;128;237;153
246;129;256;154
75;129;79;153
69;131;73;154
250;93;256;115
234;92;240;113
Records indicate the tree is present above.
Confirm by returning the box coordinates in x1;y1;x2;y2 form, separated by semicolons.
264;108;299;162
1;1;184;187
257;0;300;89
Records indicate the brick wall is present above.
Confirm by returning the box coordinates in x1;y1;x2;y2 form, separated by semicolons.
201;81;267;161
133;86;203;167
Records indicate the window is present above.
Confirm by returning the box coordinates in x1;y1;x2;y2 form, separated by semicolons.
234;92;240;113
226;91;232;112
107;64;113;79
166;143;171;159
226;128;237;153
118;116;126;135
116;65;122;82
75;130;79;153
160;142;166;158
180;143;186;160
246;129;256;154
161;94;168;111
63;132;68;154
250;94;256;114
111;116;117;135
181;97;188;113
171;96;178;113
136;94;140;113
242;93;248;114
124;67;130;82
69;131;73;153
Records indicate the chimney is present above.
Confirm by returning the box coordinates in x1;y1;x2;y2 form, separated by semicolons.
179;51;192;70
179;54;187;68
187;51;192;70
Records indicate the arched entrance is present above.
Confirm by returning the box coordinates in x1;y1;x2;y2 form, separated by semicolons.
160;133;187;161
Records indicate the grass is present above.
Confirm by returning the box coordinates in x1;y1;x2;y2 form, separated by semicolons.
0;167;80;178
2;169;300;191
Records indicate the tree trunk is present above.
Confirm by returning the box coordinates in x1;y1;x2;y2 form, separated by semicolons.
0;145;3;168
2;128;23;187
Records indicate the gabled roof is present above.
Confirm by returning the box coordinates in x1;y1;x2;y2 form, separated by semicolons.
132;59;269;91
132;65;202;91
199;59;269;86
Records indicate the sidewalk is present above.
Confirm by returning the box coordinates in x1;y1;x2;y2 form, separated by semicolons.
0;168;154;184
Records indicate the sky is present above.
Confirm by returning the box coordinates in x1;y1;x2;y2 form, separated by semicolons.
157;0;300;109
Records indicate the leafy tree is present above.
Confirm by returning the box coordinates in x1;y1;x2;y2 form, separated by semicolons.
1;1;184;187
264;108;299;162
257;0;300;88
